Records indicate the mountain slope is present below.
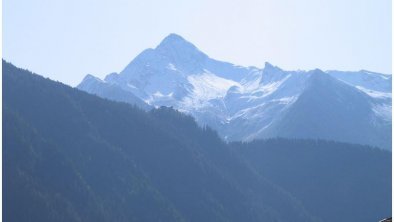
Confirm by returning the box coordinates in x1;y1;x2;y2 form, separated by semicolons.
77;74;151;110
4;107;185;222
256;70;392;149
327;70;392;93
77;34;392;150
4;60;391;222
232;139;391;222
4;60;317;222
4;62;185;222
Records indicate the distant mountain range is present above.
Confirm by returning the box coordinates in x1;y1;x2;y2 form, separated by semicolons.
78;34;392;150
4;60;391;222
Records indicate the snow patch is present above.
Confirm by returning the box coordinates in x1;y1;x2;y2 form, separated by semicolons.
187;71;241;100
356;86;391;99
167;63;177;71
373;104;392;121
272;96;298;104
127;83;137;89
153;91;174;98
247;75;291;100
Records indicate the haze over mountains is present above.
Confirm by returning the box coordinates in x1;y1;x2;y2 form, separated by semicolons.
4;60;391;222
78;34;392;150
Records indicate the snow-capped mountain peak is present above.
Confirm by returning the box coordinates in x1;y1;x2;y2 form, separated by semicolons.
77;33;392;150
156;33;204;55
154;34;208;73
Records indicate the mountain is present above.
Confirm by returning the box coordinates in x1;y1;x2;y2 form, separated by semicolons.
4;60;391;222
77;34;392;150
231;139;392;222
4;60;316;222
77;74;151;110
256;70;391;150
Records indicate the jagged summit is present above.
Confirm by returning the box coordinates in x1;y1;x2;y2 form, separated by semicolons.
156;34;199;51
262;62;282;72
157;33;188;47
104;72;119;82
263;62;275;69
155;33;207;61
82;74;103;83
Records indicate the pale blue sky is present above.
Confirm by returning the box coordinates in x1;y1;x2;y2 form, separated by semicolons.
3;0;392;86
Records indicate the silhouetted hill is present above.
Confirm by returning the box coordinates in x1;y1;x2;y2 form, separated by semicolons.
3;61;316;221
232;139;391;222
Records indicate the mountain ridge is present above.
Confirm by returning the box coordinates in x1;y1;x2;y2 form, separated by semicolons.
4;60;317;222
77;34;392;150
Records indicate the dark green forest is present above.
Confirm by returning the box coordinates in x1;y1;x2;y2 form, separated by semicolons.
3;60;392;222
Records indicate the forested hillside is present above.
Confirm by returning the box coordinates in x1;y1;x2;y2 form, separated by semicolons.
3;60;391;222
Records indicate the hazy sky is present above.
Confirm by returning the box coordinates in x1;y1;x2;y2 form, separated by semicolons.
3;0;392;86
